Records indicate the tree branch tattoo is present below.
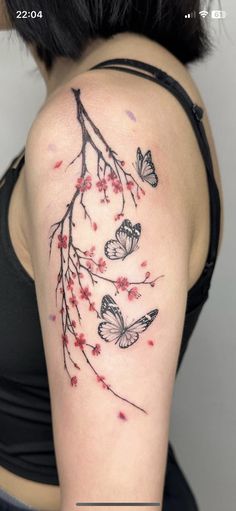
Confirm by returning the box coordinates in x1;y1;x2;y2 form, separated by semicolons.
49;88;163;418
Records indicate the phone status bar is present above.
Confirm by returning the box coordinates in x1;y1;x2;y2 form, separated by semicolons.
184;10;227;19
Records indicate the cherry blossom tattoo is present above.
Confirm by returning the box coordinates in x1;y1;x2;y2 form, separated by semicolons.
49;88;163;417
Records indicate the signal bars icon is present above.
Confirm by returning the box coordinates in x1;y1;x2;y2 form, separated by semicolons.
184;11;196;18
185;10;209;18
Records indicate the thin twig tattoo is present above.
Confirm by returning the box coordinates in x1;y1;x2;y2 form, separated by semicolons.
49;89;163;417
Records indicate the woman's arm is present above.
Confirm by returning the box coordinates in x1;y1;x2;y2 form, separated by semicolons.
24;78;192;511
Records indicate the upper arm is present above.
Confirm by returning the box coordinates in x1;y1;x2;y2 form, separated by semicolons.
24;81;192;510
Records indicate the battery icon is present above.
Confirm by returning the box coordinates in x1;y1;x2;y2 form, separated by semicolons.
211;10;227;18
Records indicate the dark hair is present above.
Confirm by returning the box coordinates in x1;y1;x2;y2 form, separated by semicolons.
4;0;212;70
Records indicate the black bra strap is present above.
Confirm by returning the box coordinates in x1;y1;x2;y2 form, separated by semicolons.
3;147;25;175
90;58;221;267
12;147;25;170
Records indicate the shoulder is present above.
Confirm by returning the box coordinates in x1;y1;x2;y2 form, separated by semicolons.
23;69;200;294
23;66;200;261
25;70;196;221
24;65;201;205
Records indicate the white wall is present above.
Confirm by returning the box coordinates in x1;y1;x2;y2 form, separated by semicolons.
0;2;235;509
0;33;46;164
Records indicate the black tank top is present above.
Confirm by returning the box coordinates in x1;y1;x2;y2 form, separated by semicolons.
0;59;221;487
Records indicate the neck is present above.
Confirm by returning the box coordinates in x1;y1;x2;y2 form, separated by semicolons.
29;32;155;99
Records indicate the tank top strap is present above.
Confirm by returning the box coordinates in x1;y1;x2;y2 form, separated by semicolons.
0;148;25;238
0;147;25;186
90;58;221;299
12;148;25;170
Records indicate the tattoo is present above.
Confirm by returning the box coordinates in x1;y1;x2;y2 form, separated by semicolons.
141;260;147;267
135;147;158;187
47;143;57;152
98;294;158;348
48;88;163;416
49;313;56;322
104;219;141;261
53;160;63;169
125;110;137;122
118;411;128;421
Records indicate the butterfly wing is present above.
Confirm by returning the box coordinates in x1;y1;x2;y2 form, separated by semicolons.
115;219;133;248
105;219;141;260
145;173;158;187
104;239;127;260
98;321;123;343
118;308;159;348
135;147;144;178
118;331;139;349
116;219;141;256
141;150;158;188
131;223;141;252
98;295;124;343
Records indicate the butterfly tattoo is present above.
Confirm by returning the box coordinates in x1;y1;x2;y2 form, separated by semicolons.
104;219;141;261
135;147;158;188
98;295;158;348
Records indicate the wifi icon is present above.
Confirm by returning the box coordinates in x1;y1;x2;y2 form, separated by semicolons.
199;10;209;17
